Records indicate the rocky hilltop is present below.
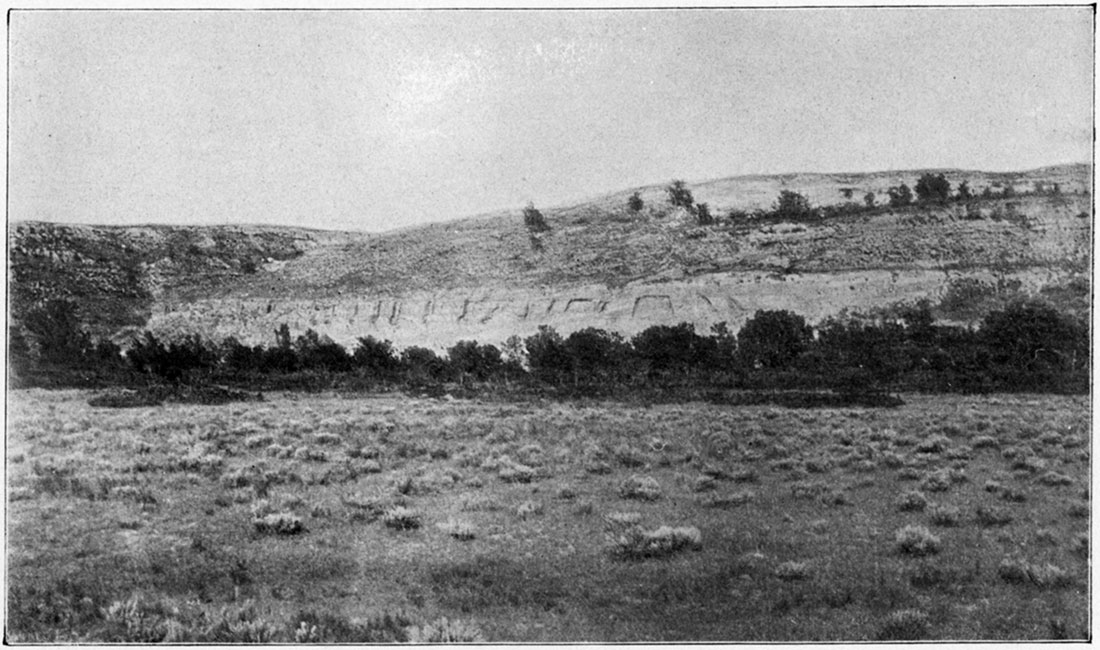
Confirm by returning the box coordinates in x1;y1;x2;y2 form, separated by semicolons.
10;163;1091;349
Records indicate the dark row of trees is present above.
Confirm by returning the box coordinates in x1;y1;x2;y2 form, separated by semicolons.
11;298;1089;395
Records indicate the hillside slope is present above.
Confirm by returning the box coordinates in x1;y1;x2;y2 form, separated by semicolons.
10;164;1092;349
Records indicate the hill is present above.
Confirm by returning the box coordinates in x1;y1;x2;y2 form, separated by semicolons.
9;163;1091;349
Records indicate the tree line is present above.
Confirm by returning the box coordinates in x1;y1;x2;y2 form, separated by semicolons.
10;298;1088;396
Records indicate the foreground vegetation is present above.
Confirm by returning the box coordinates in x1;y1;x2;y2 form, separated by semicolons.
7;390;1089;641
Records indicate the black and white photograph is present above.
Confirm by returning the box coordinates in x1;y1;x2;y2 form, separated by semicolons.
5;5;1094;642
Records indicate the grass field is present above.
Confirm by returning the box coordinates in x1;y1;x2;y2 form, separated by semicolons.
6;389;1090;642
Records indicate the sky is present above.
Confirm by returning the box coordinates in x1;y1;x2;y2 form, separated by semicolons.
8;8;1094;232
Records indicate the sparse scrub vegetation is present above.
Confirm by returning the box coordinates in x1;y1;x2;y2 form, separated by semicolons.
6;388;1089;642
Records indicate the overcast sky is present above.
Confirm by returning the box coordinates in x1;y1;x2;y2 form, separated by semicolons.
9;8;1094;232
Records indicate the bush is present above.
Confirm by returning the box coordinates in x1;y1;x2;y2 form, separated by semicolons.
877;609;930;641
618;475;662;501
956;180;972;201
563;327;632;386
20;299;94;367
773;190;818;221
632;322;716;380
253;513;306;535
295;329;351;372
998;558;1072;588
695;202;714;225
927;503;961;527
382;506;422;530
609;525;701;560
697;490;755;508
627;191;644;212
666;180;694;209
407;617;485;643
774;560;812;581
915;173;951;204
447;340;502;382
353;336;399;377
896;490;929;512
523;202;550;233
439;519;476;541
400;346;448;383
975;505;1014;526
887;184;913;208
895;525;941;556
738;310;812;370
525;325;570;385
497;461;536;484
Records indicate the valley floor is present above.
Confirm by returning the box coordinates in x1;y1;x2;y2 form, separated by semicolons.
6;389;1091;641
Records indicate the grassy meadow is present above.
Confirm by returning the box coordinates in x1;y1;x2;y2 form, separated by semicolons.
6;389;1091;642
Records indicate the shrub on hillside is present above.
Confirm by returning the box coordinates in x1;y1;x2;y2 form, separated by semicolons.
523;202;551;233
666;180;694;209
695;202;714;225
887;184;913;208
773;190;818;221
915;173;951;204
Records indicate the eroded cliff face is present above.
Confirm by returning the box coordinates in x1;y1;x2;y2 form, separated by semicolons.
148;266;1068;350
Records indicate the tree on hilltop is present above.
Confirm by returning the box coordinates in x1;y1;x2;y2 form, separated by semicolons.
956;180;972;201
666;180;695;209
695;202;715;226
915;173;951;204
773;190;818;221
627;192;645;212
887;183;913;208
523;202;551;233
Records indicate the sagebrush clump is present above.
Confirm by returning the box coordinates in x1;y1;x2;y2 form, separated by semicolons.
252;512;305;535
618;475;662;501
382;506;422;530
610;525;702;560
895;525;941;556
